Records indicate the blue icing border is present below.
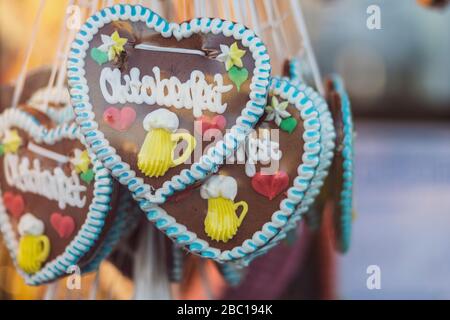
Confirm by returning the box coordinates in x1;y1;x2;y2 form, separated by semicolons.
331;74;354;253
0;108;118;285
66;4;271;207
82;186;141;273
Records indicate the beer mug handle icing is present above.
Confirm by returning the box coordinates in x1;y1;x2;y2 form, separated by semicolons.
18;235;50;274
171;132;196;167
36;236;51;263
234;201;248;226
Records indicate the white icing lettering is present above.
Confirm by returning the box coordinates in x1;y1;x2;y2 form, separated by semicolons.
4;154;87;210
99;67;233;117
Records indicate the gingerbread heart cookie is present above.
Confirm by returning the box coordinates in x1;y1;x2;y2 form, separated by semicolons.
324;75;354;253
241;77;336;264
67;4;270;206
149;77;334;262
0;108;135;285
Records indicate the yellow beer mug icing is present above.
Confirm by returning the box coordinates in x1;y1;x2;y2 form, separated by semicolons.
138;109;196;177
17;213;50;274
200;175;248;243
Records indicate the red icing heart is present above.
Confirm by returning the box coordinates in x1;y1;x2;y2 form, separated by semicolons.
103;106;136;132
251;171;290;200
196;115;227;135
3;192;25;219
50;212;75;239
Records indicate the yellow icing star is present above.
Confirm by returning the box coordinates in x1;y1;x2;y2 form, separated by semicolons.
99;31;128;61
217;42;246;71
109;31;127;60
71;149;91;174
2;130;22;154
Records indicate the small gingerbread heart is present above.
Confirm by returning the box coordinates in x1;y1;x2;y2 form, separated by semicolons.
196;115;227;135
103;106;136;132
251;171;289;200
3;192;25;219
50;212;75;239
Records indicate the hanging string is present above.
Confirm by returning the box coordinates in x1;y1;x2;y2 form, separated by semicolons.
200;0;207;17
198;260;214;300
43;282;58;300
182;0;189;21
232;0;243;23
290;0;324;95
89;271;100;300
221;0;232;21
102;0;115;7
247;0;261;37
133;224;171;300
54;0;95;106
272;1;290;58
194;0;201;17
11;0;46;108
262;0;284;64
89;0;100;15
238;0;248;24
41;0;75;113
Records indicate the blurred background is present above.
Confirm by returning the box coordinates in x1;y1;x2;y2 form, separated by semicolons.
0;0;449;299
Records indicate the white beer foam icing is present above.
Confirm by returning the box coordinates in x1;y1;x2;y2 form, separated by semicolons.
200;175;237;201
143;108;179;132
18;213;45;236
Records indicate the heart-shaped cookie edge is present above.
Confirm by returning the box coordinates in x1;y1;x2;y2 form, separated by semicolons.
241;76;337;265
328;75;354;253
0;109;119;285
145;77;328;262
67;4;271;206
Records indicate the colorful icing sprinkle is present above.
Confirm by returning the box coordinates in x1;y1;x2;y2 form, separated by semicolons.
265;96;297;133
98;31;128;61
228;66;248;92
2;130;22;154
90;31;128;65
80;168;95;184
71;149;91;174
217;42;246;71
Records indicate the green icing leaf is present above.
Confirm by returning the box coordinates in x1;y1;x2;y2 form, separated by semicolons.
228;66;249;92
0;144;4;156
90;48;109;65
280;117;298;134
80;168;95;184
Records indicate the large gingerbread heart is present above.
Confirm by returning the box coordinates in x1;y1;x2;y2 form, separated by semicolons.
147;77;334;262
0;108;135;285
67;4;270;206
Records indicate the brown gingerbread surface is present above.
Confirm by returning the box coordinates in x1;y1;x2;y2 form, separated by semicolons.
85;21;256;191
162;93;305;251
0;113;119;270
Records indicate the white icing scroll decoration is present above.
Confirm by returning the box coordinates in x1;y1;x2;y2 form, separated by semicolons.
135;43;206;56
3;154;87;210
99;67;233;117
230;130;282;177
28;142;70;164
